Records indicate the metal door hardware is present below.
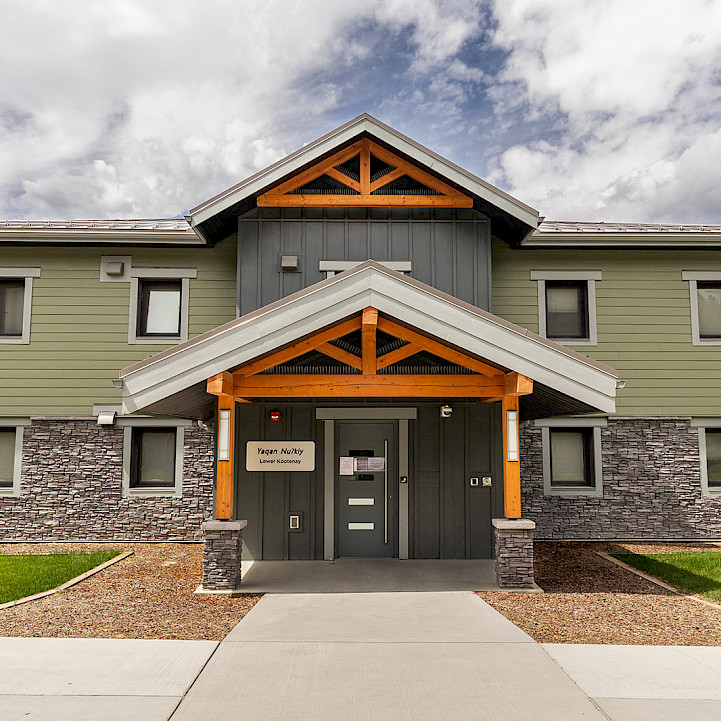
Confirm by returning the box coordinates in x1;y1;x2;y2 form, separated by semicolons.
482;476;492;487
470;477;479;487
289;513;302;532
400;476;408;484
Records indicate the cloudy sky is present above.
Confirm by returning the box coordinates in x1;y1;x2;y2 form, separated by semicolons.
2;0;721;223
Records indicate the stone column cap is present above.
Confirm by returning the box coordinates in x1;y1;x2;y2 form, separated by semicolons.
202;520;248;531
492;518;536;530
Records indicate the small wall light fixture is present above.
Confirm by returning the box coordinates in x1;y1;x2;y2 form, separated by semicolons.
440;405;453;418
218;409;231;461
506;409;519;462
615;379;627;389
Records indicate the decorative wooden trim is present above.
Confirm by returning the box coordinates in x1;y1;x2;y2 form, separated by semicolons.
237;316;362;376
233;373;505;397
256;137;473;208
216;395;235;520
317;341;363;370
502;395;521;519
377;317;501;377
504;372;533;397
206;371;233;397
376;342;422;370
362;306;378;375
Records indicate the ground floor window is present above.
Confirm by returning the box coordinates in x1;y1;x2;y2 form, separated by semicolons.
0;422;26;496
536;417;605;497
693;420;721;495
121;421;186;497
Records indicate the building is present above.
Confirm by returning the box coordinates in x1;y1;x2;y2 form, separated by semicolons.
1;115;719;589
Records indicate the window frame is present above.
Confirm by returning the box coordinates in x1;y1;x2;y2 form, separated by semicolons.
0;419;29;497
120;418;190;497
0;268;41;345
691;419;721;496
128;267;196;345
536;417;606;497
531;270;601;346
682;271;721;346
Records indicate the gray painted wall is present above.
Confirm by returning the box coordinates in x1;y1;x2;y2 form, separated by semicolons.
235;402;504;561
237;207;492;316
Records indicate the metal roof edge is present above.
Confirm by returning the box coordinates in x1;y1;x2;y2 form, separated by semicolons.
523;233;721;248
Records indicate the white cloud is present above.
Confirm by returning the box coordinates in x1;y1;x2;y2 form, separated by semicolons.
488;0;721;221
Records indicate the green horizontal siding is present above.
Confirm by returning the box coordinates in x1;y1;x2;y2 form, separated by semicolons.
492;238;721;416
0;237;237;414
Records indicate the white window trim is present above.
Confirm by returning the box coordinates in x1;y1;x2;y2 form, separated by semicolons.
682;271;721;346
0;418;30;497
690;418;721;496
536;416;606;497
530;270;601;346
0;267;40;345
121;418;190;498
319;260;411;279
128;269;196;345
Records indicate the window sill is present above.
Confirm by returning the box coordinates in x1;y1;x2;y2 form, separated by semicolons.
125;487;181;498
0;488;20;497
129;336;183;345
692;339;721;346
545;486;603;498
546;337;596;347
0;336;28;345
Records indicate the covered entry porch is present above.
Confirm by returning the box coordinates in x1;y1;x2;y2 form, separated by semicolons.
119;262;616;590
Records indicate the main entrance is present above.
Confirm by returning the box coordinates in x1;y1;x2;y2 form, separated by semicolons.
336;421;398;557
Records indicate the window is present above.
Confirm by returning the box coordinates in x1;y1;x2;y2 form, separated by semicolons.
0;268;40;345
121;420;188;497
692;419;721;495
683;273;721;345
537;417;605;496
0;422;27;496
127;268;196;344
531;270;601;346
136;280;182;338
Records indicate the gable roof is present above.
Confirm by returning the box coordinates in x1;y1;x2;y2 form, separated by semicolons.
119;261;616;420
189;114;540;246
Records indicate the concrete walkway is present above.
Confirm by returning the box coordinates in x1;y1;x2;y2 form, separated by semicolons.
171;592;607;720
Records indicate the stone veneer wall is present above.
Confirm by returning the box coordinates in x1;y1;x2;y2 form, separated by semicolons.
521;417;721;539
0;420;214;541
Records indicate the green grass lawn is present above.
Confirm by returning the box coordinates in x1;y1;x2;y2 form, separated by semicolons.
612;551;721;603
0;550;120;604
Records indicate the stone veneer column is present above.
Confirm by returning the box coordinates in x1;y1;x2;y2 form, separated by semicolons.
492;518;535;589
200;520;247;592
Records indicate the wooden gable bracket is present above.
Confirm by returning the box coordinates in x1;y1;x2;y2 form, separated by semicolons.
257;138;473;208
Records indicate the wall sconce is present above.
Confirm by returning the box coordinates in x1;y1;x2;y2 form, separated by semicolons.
440;405;453;418
506;409;519;462
218;409;231;461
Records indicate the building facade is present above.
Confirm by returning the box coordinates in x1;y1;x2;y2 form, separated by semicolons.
1;115;719;588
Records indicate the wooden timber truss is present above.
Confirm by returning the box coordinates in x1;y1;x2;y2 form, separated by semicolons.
257;138;473;208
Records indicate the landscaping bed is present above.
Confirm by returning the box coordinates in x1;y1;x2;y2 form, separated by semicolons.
479;541;721;646
0;543;260;641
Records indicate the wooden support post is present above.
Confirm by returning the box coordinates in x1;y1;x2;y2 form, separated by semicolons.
215;394;235;520
502;395;521;519
362;307;378;375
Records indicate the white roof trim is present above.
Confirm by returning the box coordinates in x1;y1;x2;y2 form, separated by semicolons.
120;263;616;416
189;114;539;230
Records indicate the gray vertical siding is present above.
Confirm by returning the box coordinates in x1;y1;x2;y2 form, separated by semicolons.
237;208;491;315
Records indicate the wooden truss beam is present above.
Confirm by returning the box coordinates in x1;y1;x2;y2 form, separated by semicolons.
316;341;362;370
376;342;422;370
362;307;378;375
233;373;505;398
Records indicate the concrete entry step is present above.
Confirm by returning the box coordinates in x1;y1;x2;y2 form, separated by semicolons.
238;558;541;593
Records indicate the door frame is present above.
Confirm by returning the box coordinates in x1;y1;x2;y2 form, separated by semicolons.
316;407;416;560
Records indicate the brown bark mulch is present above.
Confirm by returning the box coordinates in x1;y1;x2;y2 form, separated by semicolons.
0;543;260;641
478;541;721;646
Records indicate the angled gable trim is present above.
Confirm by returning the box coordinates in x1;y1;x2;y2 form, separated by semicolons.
120;262;616;416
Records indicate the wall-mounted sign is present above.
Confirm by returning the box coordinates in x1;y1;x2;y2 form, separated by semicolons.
246;441;315;471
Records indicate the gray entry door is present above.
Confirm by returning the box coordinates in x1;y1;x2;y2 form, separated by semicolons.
336;421;397;557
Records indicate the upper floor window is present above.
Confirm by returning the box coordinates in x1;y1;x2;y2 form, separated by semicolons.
0;268;40;345
697;283;721;339
127;268;196;345
531;270;601;346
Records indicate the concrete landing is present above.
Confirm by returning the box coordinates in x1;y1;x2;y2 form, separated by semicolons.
239;558;541;593
172;592;607;721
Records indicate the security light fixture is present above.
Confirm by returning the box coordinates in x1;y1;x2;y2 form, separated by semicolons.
440;405;453;418
615;379;627;389
506;409;519;462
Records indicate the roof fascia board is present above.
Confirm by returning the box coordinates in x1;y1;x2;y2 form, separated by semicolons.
523;233;721;248
121;264;616;415
190;115;539;230
0;230;203;245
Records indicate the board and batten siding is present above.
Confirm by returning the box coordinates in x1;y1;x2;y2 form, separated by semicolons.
492;238;721;415
0;237;237;415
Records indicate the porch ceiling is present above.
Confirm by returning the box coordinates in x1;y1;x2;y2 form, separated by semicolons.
119;262;617;420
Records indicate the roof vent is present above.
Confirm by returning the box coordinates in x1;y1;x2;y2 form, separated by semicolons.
97;411;117;426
